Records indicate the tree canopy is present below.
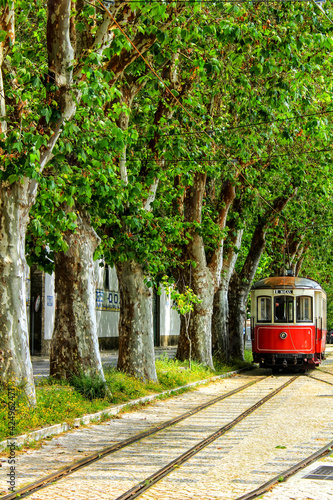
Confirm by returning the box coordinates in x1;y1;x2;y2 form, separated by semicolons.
2;0;333;398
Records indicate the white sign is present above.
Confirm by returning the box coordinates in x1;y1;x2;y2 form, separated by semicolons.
274;289;293;294
96;289;120;312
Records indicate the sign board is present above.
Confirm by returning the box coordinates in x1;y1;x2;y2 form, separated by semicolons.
274;289;293;294
96;289;120;312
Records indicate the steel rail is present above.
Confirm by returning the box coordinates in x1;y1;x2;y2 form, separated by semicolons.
307;373;333;387
1;377;265;500
235;439;333;500
317;368;333;377
114;375;299;500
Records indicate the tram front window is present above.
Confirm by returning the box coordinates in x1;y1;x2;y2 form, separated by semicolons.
296;296;312;322
275;296;294;323
257;297;272;322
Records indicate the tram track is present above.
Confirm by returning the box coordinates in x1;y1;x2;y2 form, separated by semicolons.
307;374;333;387
128;371;333;500
1;376;265;500
233;366;333;500
1;374;302;500
114;375;298;500
135;373;332;500
307;371;333;387
235;438;333;500
317;368;333;377
2;373;322;500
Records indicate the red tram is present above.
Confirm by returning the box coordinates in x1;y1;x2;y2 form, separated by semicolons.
250;277;327;371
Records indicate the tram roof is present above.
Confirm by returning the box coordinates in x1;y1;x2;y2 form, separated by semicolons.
251;276;323;290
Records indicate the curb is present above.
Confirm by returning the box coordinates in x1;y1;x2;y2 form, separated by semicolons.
0;368;247;452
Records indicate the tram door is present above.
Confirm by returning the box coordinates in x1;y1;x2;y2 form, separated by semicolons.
29;265;43;355
153;288;161;347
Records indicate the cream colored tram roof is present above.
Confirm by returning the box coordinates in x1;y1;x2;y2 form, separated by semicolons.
252;276;323;291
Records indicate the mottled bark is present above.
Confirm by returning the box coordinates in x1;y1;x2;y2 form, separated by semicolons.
228;223;266;361
270;229;304;277
295;242;310;277
176;176;236;368
228;194;294;360
0;0;79;402
113;62;179;380
0;60;5;135
176;263;215;368
176;172;212;367
50;209;104;380
116;75;148;185
1;0;177;398
116;260;157;382
0;181;36;405
287;235;309;277
111;78;159;381
212;227;243;360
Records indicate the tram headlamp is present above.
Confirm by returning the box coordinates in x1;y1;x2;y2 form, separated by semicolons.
280;332;288;339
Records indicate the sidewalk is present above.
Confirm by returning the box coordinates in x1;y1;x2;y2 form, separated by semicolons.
32;342;253;378
32;346;177;378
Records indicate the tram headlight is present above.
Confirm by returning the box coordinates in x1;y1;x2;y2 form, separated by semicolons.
279;332;288;339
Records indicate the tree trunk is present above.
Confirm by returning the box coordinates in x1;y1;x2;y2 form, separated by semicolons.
111;62;182;381
50;208;104;380
212;228;244;360
176;175;236;368
295;242;310;277
116;259;157;382
0;1;14;135
176;262;215;369
0;0;172;399
228;194;294;360
0;181;36;405
228;273;248;361
175;172;214;368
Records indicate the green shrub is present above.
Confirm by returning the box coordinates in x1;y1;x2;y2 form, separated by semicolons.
69;371;108;400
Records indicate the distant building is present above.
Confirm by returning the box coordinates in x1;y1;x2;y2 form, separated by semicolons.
27;263;180;355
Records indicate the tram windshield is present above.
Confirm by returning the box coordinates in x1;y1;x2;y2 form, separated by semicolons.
257;297;272;322
296;296;312;322
275;296;294;323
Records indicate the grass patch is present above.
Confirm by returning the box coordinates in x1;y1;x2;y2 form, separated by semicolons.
70;371;109;400
0;351;253;442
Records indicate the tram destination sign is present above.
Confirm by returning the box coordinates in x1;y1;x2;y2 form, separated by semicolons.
274;289;293;294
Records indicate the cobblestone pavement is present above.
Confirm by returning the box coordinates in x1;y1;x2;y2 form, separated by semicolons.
0;374;259;495
1;349;333;500
259;456;333;500
259;351;333;500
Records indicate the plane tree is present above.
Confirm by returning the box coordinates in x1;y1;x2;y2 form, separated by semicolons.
163;0;333;365
4;0;333;398
213;0;333;362
0;0;189;401
25;4;199;383
224;142;333;361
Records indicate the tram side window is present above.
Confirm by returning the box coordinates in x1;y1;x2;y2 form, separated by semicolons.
296;296;312;322
275;296;294;323
257;297;272;322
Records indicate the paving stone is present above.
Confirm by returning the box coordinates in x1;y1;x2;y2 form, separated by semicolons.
1;349;333;499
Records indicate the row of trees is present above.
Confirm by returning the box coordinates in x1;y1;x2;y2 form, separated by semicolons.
1;0;333;405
